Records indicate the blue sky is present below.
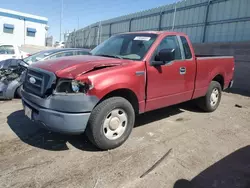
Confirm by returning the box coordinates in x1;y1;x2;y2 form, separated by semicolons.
1;0;176;41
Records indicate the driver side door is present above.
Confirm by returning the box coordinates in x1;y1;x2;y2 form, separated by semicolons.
145;35;196;111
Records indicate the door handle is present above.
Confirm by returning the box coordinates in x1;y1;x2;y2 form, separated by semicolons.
180;67;186;75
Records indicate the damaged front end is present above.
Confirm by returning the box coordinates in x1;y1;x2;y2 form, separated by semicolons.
0;59;27;99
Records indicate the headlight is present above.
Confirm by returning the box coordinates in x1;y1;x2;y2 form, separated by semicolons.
55;79;91;93
71;80;80;92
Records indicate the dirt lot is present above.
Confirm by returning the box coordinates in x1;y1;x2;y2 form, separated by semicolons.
0;92;250;188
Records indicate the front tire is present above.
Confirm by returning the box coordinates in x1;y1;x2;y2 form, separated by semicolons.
197;81;222;112
86;97;135;150
16;86;22;98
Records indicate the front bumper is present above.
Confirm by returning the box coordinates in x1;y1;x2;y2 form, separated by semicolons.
21;88;99;134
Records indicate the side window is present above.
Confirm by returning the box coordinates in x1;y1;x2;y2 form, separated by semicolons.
49;51;74;59
76;50;88;55
180;36;192;59
155;36;182;61
0;45;15;55
63;51;74;57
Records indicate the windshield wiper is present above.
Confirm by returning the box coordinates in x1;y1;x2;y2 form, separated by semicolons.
96;54;123;59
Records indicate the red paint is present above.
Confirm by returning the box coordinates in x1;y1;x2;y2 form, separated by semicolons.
31;31;234;114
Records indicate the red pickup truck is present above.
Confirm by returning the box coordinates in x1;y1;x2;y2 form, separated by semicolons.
21;31;234;150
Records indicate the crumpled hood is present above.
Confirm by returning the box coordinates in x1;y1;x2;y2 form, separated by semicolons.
30;55;129;79
0;59;23;70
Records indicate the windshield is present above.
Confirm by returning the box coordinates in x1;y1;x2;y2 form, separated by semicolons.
23;51;53;64
90;33;157;60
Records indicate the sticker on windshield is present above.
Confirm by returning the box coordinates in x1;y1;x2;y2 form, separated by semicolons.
134;36;151;41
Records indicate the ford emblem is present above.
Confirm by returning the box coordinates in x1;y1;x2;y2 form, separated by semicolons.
29;77;36;84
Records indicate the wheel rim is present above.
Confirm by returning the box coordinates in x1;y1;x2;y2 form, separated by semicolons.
103;108;128;140
210;88;219;106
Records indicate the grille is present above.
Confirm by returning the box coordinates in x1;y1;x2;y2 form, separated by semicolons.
23;68;56;97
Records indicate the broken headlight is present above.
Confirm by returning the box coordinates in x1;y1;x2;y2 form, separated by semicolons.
55;79;92;94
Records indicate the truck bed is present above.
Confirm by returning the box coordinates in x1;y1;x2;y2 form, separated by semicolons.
192;55;235;99
196;54;233;58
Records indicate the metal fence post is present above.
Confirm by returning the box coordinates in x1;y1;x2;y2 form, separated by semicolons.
202;0;212;43
99;21;102;45
129;18;133;32
82;29;85;48
158;12;163;31
109;24;112;37
172;1;177;30
88;26;91;48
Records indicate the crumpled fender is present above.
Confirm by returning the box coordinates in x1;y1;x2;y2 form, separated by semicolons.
0;79;22;99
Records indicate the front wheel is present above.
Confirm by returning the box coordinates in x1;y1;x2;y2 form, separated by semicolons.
86;97;135;150
197;81;222;112
16;86;22;98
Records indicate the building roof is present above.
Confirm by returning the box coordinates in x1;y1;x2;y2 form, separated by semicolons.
0;8;48;24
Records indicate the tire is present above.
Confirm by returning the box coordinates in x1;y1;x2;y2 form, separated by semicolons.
86;97;135;150
197;81;222;112
16;86;22;98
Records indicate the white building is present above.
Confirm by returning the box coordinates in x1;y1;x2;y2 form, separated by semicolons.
0;8;48;46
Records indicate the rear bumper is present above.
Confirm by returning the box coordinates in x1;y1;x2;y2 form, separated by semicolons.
21;88;99;134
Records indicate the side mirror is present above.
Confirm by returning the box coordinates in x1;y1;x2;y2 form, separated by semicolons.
151;48;175;66
157;48;175;62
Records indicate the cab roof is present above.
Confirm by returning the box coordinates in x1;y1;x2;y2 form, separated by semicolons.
119;31;186;36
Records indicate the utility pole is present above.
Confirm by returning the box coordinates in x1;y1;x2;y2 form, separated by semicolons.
172;0;186;31
60;0;64;41
172;0;177;31
23;18;26;45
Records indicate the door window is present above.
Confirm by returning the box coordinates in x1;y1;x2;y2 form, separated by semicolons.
154;36;182;61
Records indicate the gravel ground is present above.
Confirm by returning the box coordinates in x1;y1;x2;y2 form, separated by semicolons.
0;92;250;188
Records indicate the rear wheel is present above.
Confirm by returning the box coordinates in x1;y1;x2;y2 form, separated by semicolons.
86;97;135;150
197;81;222;112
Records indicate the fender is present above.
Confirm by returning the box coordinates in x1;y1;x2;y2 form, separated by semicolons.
89;74;143;101
0;79;21;99
209;67;225;87
78;64;146;112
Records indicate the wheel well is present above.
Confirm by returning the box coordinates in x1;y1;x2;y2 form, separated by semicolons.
99;89;139;114
212;75;224;89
